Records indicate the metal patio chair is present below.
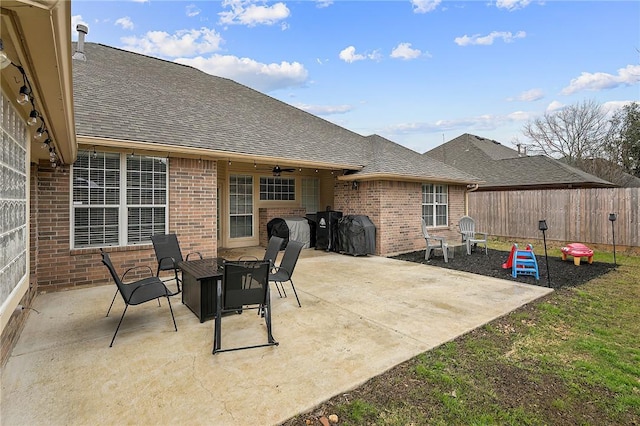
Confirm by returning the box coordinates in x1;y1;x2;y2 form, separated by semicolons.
269;239;304;307
101;249;177;347
263;235;284;268
151;233;203;296
212;260;278;354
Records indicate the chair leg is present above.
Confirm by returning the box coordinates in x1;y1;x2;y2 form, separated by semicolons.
166;295;177;332
263;291;277;345
288;279;302;307
106;290;118;317
110;305;129;347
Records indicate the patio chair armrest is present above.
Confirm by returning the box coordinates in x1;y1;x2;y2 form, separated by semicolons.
129;277;170;298
121;265;154;282
475;231;488;239
186;251;203;261
271;265;292;280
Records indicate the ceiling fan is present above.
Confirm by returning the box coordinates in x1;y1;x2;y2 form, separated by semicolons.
269;165;296;176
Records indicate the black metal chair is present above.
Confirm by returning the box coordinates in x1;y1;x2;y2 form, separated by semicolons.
151;233;203;296
212;260;278;354
269;239;304;307
263;235;284;268
101;249;177;347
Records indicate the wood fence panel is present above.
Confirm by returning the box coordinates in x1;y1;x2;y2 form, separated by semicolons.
468;187;639;247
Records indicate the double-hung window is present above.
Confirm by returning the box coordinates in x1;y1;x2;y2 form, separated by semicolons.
422;184;448;227
72;152;167;248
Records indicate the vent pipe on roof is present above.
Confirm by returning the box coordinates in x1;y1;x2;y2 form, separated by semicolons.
72;24;89;61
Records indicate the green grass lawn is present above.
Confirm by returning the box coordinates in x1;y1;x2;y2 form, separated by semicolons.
283;243;640;425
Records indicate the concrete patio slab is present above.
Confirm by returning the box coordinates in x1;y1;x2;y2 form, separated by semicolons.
1;248;552;425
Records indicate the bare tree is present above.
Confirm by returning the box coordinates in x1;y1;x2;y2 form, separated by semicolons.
521;99;610;166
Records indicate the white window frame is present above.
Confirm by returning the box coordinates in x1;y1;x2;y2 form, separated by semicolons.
229;174;254;239
259;176;295;201
422;183;448;227
301;177;319;214
71;151;169;248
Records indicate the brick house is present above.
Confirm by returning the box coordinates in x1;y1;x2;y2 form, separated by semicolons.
1;10;480;367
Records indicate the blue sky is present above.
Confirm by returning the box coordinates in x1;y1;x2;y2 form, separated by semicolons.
71;0;640;153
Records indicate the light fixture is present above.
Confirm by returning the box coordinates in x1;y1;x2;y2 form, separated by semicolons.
41;138;51;149
34;124;45;140
93;146;98;159
27;110;39;126
0;39;11;70
609;213;617;266
538;219;551;287
17;85;30;105
352;181;359;190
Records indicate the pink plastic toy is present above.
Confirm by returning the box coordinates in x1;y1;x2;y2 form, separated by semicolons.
561;243;594;266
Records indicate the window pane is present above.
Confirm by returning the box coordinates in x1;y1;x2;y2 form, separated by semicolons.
422;183;448;228
259;177;295;201
229;175;253;238
72;151;167;248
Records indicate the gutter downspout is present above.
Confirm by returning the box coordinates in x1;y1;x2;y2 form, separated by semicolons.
465;183;479;216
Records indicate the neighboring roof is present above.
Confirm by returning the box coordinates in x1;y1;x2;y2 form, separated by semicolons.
73;43;479;185
352;135;482;184
73;43;369;170
425;133;616;190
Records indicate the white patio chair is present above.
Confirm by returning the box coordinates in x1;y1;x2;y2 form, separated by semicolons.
458;216;488;255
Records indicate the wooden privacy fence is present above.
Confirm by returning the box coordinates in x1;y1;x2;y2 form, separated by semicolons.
468;188;639;248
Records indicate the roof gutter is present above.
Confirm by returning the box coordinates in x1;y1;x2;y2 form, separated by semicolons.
465;184;479;216
76;136;364;171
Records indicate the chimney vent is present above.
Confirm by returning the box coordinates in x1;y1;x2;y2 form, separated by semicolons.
73;24;89;61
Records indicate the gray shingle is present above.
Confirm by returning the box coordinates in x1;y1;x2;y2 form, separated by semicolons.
425;133;615;189
73;43;480;185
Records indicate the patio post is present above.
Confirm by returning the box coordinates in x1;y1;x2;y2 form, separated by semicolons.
538;220;551;288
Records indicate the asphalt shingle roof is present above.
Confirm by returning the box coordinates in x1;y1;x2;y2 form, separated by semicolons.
424;133;615;189
358;135;482;184
73;43;369;168
73;43;478;184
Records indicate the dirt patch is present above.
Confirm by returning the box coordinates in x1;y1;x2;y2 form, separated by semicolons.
391;246;615;289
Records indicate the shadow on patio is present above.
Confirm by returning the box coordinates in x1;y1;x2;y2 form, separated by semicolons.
1;247;552;425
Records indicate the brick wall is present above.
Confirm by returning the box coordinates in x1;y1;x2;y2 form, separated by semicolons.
32;157;217;293
334;180;469;256
258;207;307;247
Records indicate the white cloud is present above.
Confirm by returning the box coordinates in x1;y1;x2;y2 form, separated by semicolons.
315;0;333;8
115;17;134;30
295;103;354;115
186;4;201;17
176;54;308;92
121;28;224;57
546;101;564;112
561;64;640;95
454;30;526;46
411;0;441;14
339;46;381;63
390;43;423;60
219;0;290;27
510;88;544;102
387;110;530;134
496;0;531;11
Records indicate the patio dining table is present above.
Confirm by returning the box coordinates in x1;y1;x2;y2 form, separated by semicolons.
179;257;225;323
